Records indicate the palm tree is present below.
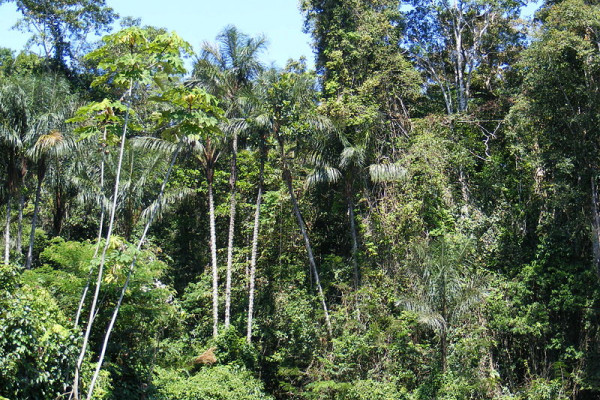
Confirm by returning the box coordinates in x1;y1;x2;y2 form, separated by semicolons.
20;75;77;269
162;87;225;340
0;80;28;265
23;74;79;240
255;64;333;334
25;126;75;269
192;132;223;338
398;235;489;372
306;131;406;290
192;25;266;329
306;134;361;288
0;73;79;268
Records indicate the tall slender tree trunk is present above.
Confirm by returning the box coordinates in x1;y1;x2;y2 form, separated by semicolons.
86;142;182;400
16;191;24;257
224;131;238;328
208;174;219;338
279;139;332;335
94;147;106;258
124;147;135;241
4;195;11;265
53;185;65;236
591;176;600;277
247;143;265;343
458;167;470;218
74;138;107;328
441;328;448;373
441;279;448;373
73;83;132;400
25;168;45;269
16;156;27;260
346;184;360;289
453;3;467;112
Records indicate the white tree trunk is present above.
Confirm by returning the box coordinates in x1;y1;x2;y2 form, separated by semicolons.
246;148;265;343
86;142;182;400
73;84;132;400
74;138;106;328
453;1;467;112
208;178;219;338
224;132;238;328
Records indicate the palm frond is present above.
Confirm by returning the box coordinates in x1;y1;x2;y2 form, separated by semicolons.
340;145;366;169
398;296;446;333
369;162;407;183
28;129;76;161
75;187;110;211
306;166;341;187
303;111;334;133
0;81;28;149
131;136;179;154
222;117;249;136
139;187;195;223
452;273;490;321
0;125;24;149
254;113;273;131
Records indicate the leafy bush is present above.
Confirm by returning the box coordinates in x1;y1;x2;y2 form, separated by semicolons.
0;264;79;400
210;326;259;369
307;379;407;400
523;378;568;400
22;237;180;398
150;365;274;400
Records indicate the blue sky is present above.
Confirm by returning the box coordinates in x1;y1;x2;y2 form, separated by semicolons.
0;0;315;69
1;0;541;71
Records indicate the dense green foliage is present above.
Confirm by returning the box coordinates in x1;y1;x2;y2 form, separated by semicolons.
1;0;600;399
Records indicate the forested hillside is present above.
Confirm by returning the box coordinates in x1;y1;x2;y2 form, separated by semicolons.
1;0;600;399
